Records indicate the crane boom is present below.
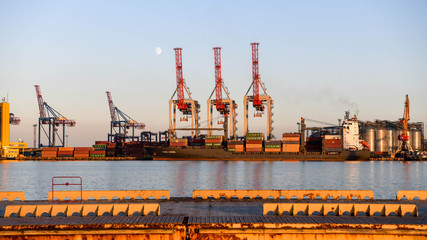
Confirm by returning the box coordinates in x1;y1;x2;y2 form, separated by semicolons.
174;48;187;111
214;47;224;111
106;91;117;122
251;42;262;109
398;94;410;151
35;85;45;118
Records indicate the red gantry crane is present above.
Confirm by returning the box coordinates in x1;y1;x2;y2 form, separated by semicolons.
34;85;75;148
207;47;237;139
243;43;274;139
169;48;200;138
106;91;145;142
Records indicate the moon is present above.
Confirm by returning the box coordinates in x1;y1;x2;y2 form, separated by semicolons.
155;47;162;55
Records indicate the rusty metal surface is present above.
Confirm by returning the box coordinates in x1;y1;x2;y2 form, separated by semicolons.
0;216;184;227
187;215;427;225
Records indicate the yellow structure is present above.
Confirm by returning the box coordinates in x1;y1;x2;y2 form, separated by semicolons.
0;191;25;201
0;102;27;158
4;203;160;217
193;189;374;200
48;190;171;201
397;190;427;200
263;203;418;217
0;102;10;148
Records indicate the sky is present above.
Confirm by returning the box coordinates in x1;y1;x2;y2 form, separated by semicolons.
0;0;426;147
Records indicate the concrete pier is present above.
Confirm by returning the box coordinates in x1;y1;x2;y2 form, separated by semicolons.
0;193;426;239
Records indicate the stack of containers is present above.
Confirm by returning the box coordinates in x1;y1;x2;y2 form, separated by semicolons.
227;140;244;152
282;133;300;153
57;147;74;157
245;133;264;152
323;135;342;153
74;147;90;158
189;139;205;147
106;142;116;157
41;147;58;158
90;144;106;157
306;137;322;152
264;140;282;152
122;142;144;157
205;135;223;147
169;138;188;147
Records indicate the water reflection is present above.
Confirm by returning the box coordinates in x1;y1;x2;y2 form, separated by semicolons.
0;160;425;200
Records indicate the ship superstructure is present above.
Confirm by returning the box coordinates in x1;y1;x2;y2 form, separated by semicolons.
343;115;365;151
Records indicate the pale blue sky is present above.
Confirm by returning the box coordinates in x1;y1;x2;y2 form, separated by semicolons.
1;1;426;146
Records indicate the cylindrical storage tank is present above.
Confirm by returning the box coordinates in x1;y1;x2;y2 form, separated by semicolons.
375;128;386;153
411;130;422;151
363;128;375;152
407;131;412;150
385;129;393;153
393;129;402;149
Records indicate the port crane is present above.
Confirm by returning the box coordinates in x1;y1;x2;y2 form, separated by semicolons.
207;47;237;139
243;42;274;139
34;85;75;148
395;94;419;160
106;91;145;142
169;48;200;138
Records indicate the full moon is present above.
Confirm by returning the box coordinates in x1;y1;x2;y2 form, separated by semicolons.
155;47;162;55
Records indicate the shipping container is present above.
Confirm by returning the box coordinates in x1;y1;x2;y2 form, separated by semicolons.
283;141;299;144
74;147;91;151
282;133;300;137
324;135;341;140
265;148;281;152
205;135;223;139
245;147;263;152
246;140;263;144
42;147;58;151
170;142;187;147
245;144;263;148
227;140;244;145
58;147;74;151
323;139;342;144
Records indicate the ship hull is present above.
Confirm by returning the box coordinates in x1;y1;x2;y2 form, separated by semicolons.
147;147;371;161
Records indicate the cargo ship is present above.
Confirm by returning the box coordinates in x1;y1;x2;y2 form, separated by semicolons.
146;115;371;161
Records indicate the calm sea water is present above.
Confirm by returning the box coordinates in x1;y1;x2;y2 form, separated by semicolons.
0;160;425;200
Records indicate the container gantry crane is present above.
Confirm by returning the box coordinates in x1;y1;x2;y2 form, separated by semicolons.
106;91;145;143
169;48;200;138
243;43;274;140
34;85;75;148
207;47;237;139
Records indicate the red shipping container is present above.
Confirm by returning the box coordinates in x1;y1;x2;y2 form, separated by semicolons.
246;140;263;144
283;133;300;137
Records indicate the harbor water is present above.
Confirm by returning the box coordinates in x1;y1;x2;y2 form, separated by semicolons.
0;160;425;200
